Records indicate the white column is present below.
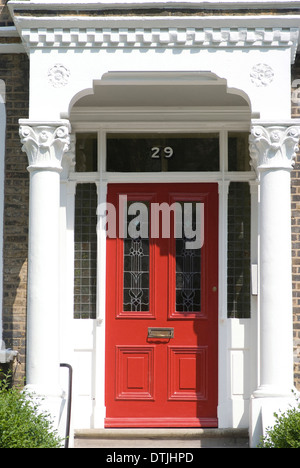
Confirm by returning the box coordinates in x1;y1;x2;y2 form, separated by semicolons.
19;121;71;425
249;124;300;446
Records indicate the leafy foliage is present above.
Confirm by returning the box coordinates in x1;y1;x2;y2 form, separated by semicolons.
0;373;63;448
259;395;300;448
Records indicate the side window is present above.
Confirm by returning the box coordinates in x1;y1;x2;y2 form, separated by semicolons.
74;183;97;319
227;182;251;318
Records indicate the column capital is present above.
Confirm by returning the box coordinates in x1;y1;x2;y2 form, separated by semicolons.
19;120;71;172
249;124;300;173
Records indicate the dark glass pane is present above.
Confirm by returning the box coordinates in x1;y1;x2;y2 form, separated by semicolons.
227;182;251;318
107;133;219;172
74;184;97;319
76;133;98;172
123;201;150;312
175;202;201;313
228;132;250;171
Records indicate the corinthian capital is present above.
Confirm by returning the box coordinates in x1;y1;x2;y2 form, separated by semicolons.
249;125;300;173
19;121;71;172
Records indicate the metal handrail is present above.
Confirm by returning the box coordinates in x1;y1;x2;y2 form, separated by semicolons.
60;363;73;449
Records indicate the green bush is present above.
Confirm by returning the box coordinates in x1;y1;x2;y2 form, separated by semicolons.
0;374;63;448
259;396;300;448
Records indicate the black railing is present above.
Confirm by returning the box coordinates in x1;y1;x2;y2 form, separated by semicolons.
60;363;73;449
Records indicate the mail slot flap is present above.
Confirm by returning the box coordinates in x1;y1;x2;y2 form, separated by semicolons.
148;327;174;339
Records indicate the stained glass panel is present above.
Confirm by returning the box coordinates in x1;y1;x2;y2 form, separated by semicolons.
175;202;201;313
123;202;150;312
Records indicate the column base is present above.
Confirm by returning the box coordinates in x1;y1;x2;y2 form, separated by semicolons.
249;390;299;448
253;383;297;398
24;383;66;438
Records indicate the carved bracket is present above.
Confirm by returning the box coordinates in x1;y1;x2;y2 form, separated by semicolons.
249;125;300;173
19;121;71;172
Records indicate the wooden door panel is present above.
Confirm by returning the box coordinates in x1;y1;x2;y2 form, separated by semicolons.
116;346;154;400
168;346;208;401
105;183;218;428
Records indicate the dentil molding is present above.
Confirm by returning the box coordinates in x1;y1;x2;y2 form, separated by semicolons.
21;27;298;55
19;121;71;172
249;125;300;173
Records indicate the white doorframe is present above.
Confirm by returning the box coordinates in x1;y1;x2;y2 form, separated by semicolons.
63;120;257;429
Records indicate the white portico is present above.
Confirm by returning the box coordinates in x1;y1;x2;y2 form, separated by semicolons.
8;0;300;447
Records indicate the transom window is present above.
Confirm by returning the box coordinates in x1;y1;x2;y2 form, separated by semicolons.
106;133;220;172
74;131;251;174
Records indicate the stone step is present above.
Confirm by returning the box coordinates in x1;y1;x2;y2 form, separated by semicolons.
74;428;249;448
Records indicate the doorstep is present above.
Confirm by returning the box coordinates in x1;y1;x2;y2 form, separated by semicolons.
74;428;249;448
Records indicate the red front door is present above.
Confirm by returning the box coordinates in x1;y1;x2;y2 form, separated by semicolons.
105;183;218;427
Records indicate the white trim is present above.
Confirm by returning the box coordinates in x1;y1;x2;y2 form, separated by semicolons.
71;120;251;133
0;27;19;37
93;178;107;427
10;14;300;32
0;27;25;54
8;1;300;11
70;108;252;125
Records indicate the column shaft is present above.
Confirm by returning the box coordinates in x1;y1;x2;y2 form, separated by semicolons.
249;124;300;396
26;169;61;393
259;168;294;395
19;121;70;419
249;124;300;447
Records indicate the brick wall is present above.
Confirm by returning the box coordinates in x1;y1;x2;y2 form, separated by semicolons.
0;51;29;384
0;0;13;27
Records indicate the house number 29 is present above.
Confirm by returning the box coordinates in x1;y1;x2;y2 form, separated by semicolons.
151;146;174;159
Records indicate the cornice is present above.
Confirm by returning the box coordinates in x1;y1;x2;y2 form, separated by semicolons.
9;4;300;58
20;26;299;57
7;1;300;12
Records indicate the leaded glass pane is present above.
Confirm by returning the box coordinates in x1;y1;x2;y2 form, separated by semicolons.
74;183;97;319
228;132;250;171
76;133;98;172
227;182;251;318
175;202;201;313
123;202;150;312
